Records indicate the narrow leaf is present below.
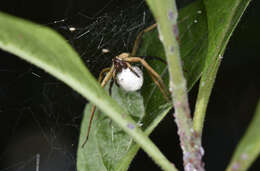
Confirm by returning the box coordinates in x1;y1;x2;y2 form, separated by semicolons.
193;0;252;134
226;99;260;171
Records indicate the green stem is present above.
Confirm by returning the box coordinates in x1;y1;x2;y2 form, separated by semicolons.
145;0;204;170
193;57;222;134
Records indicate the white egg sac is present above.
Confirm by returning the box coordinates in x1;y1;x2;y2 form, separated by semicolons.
116;66;143;91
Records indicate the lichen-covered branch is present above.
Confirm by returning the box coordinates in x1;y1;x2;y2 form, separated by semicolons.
145;0;205;170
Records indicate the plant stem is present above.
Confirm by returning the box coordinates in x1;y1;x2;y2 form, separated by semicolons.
193;57;222;134
145;0;205;170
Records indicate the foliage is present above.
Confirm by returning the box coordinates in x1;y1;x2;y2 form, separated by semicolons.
0;0;257;170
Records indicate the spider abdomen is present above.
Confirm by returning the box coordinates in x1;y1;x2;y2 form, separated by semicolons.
116;66;143;92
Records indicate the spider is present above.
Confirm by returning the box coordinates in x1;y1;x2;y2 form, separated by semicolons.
81;23;170;147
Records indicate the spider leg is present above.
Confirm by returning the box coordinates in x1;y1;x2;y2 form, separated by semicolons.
139;55;167;65
147;71;169;100
124;57;170;101
98;67;111;82
112;70;120;87
125;62;140;78
82;66;114;148
131;23;157;56
100;66;115;87
109;77;114;95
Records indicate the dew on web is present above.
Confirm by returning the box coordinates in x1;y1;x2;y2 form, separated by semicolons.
197;10;202;14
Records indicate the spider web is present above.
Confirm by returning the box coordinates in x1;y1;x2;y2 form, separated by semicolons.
48;0;155;78
0;0;196;170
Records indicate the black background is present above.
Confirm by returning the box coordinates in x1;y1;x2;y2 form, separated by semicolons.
0;0;259;171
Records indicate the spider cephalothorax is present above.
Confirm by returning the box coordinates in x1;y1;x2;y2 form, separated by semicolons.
113;55;140;79
82;24;170;147
112;53;129;72
113;57;128;73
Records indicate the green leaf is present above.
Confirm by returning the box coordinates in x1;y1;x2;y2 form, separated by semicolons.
78;1;208;170
193;0;252;134
0;11;175;171
226;99;260;171
78;84;147;171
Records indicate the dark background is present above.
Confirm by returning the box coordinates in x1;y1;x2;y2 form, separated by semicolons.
0;0;259;171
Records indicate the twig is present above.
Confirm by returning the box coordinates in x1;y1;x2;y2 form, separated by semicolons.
145;0;205;170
